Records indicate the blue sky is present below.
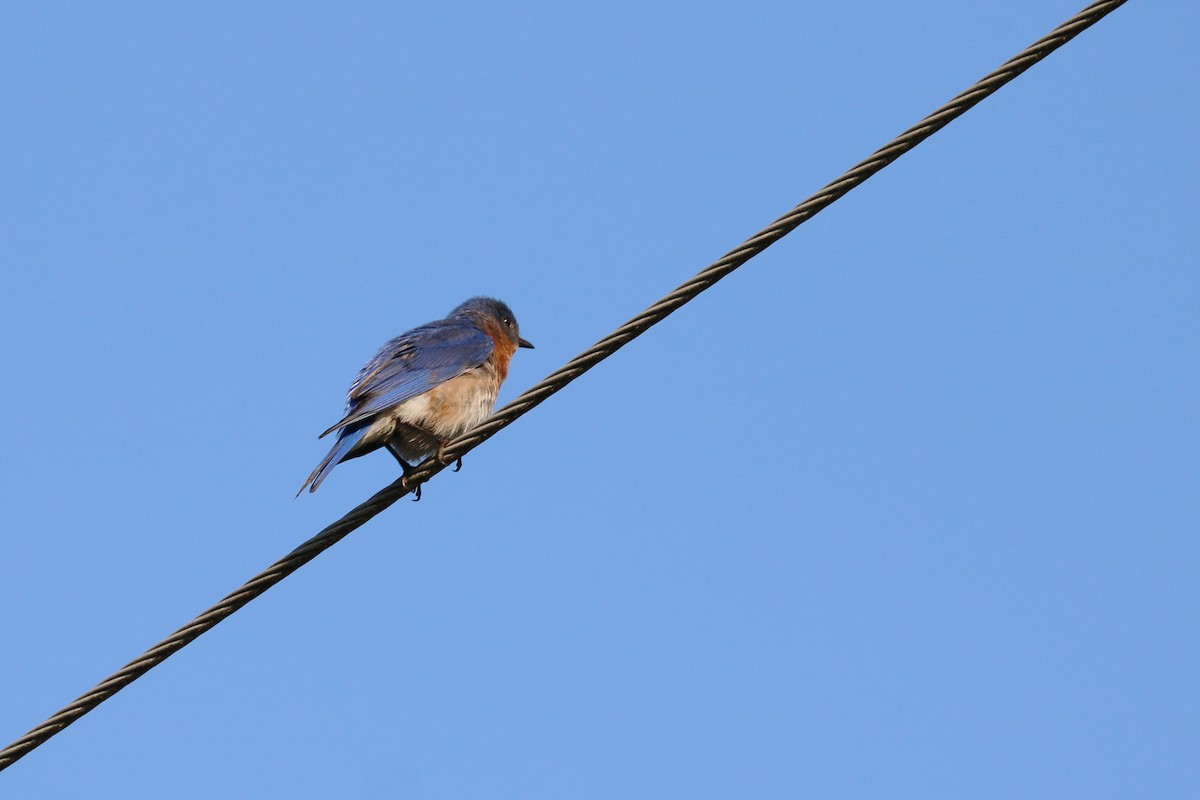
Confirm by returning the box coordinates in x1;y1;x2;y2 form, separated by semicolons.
2;1;1197;796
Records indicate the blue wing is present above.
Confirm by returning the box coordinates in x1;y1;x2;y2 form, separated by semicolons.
319;321;494;438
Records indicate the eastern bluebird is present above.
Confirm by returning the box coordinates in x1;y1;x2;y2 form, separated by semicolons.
299;297;533;496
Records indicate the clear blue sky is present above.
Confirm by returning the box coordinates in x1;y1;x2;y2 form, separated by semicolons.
2;2;1196;796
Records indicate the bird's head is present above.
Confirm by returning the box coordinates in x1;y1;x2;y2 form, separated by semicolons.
451;296;534;351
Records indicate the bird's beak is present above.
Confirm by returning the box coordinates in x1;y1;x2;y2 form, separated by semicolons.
518;337;535;349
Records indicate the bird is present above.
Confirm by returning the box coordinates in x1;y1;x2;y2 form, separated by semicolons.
299;297;533;497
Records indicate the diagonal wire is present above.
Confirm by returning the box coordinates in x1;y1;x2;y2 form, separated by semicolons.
0;0;1129;774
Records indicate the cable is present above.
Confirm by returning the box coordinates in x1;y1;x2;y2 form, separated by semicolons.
0;0;1129;773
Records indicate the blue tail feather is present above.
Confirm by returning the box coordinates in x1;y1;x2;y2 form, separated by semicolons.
298;424;369;495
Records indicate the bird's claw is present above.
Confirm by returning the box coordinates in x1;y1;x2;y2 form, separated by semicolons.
401;474;423;501
399;463;424;502
436;442;463;472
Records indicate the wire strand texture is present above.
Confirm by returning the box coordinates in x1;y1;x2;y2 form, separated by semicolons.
0;0;1129;774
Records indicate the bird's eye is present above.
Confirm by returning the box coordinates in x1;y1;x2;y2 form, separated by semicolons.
502;317;513;327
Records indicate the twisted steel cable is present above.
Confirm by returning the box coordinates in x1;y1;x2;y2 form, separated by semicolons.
0;0;1128;773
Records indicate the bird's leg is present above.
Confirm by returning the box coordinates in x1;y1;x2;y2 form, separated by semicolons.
436;441;463;472
386;443;423;501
